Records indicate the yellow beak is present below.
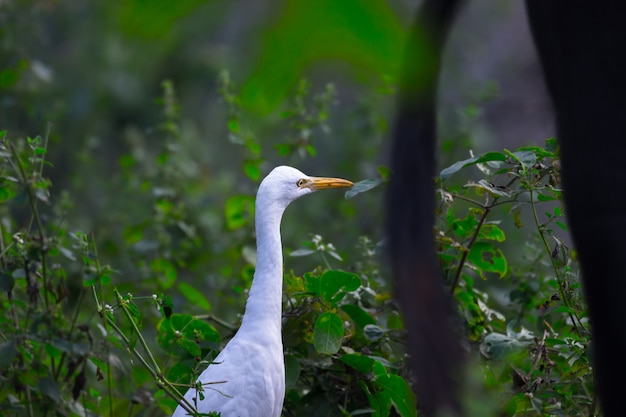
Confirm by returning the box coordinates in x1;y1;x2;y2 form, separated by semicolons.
304;177;354;191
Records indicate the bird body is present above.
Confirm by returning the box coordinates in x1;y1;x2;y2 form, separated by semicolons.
172;166;353;417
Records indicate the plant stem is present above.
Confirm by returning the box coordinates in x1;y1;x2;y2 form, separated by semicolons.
529;186;582;336
9;142;50;309
449;176;520;293
111;289;196;413
450;201;491;293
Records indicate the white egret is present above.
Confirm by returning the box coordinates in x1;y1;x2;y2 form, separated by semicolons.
172;165;353;417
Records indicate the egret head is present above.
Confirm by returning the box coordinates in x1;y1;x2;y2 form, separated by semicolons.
258;166;353;210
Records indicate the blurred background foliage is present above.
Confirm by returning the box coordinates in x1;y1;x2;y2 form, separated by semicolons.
1;1;590;416
0;0;410;310
0;0;554;270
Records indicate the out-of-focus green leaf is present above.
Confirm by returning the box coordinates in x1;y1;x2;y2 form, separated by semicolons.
285;355;301;388
151;258;177;289
0;341;17;369
178;282;211;311
244;160;261;181
241;0;404;112
49;338;90;356
225;195;255;230
38;377;62;403
0;273;15;293
377;165;391;180
289;248;316;257
0;185;14;203
117;0;208;39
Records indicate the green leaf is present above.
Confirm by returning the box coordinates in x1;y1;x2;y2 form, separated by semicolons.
467;242;508;279
82;272;98;287
480;331;533;360
305;144;317;156
59;247;76;261
319;270;361;304
512;150;537;168
240;0;404;112
225;195;255;230
545;137;559;153
345;178;385;199
289;248;316;257
516;145;556;159
303;272;320;295
45;342;62;360
478;224;506;242
362;379;391;417
49;338;90;356
244;160;261;181
178;282;211;311
157;314;220;357
124;222;147;246
537;192;561;202
275;143;290;156
313;312;344;354
0;341;17;369
371;363;417;417
451;213;479;239
0;273;15;293
285;355;301;388
161;294;174;319
440;151;507;181
377;165;391;180
467;179;511;197
227;118;240;133
38;377;62;403
150;258;177;289
340;353;375;373
380;374;417;417
340;304;376;328
363;324;386;341
0;185;15;203
166;362;194;385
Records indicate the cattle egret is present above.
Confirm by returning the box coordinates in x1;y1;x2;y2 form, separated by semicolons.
172;165;353;417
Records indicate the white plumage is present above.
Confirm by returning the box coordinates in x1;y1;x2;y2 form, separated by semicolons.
172;166;353;417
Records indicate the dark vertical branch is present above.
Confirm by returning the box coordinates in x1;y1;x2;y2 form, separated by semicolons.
525;2;626;416
386;1;465;416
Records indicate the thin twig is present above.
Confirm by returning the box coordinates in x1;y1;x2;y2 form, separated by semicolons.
529;187;582;337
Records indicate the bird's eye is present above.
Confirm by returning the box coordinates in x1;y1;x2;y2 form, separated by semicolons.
296;179;305;187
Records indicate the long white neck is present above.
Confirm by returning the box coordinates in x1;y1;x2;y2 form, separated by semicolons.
238;196;287;339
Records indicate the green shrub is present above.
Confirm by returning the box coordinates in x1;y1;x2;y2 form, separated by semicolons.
0;79;594;417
